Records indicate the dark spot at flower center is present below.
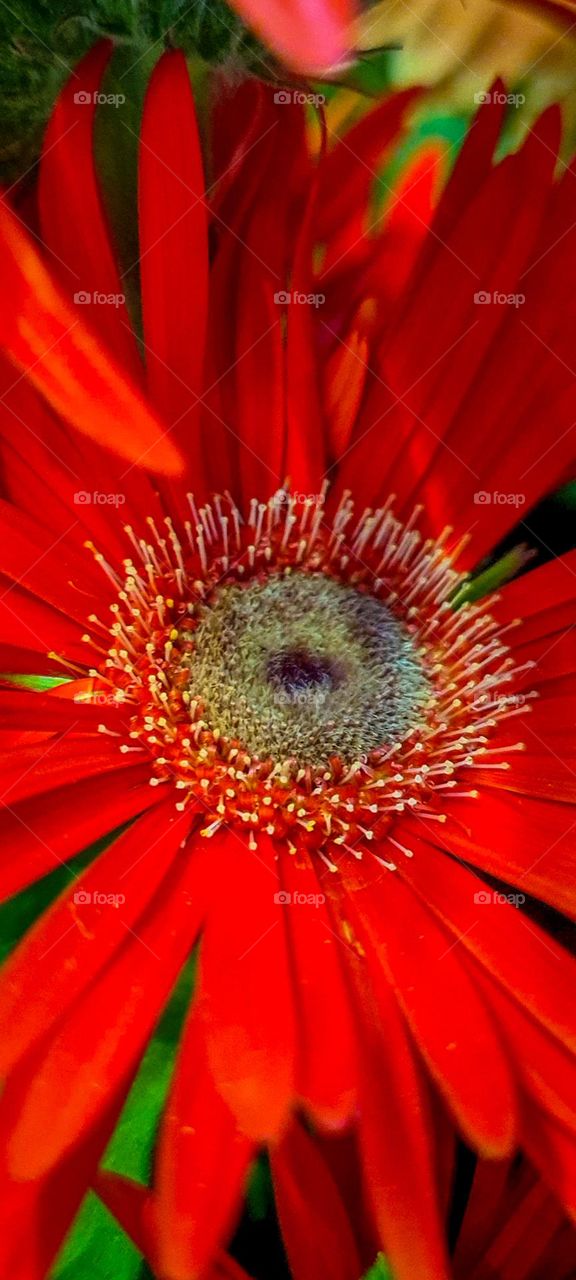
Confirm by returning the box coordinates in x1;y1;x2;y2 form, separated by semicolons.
266;648;342;699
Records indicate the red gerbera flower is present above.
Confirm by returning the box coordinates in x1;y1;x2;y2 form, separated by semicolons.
0;40;576;1280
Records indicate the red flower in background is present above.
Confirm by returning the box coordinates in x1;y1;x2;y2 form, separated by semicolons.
517;0;576;31
228;0;357;72
0;40;575;1280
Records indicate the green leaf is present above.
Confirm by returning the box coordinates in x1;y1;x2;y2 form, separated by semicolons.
452;543;536;608
0;672;69;690
362;1254;394;1280
50;1193;143;1280
555;480;576;510
246;1153;273;1221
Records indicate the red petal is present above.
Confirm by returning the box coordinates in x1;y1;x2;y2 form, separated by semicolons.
475;972;576;1137
398;828;576;1053
0;584;89;668
154;1008;255;1280
319;89;421;269
199;834;296;1141
0;687;122;735
426;83;506;256
437;790;576;919
272;1119;362;1280
356;959;450;1279
0;764;159;901
336;107;565;563
39;41;141;381
495;550;576;627
279;854;357;1128
4;832;210;1179
0;197;182;475
0;802;191;1076
349;866;518;1156
0;734;133;806
0;1089;128;1280
0;499;103;622
284;123;329;494
139;51;208;486
522;1103;576;1226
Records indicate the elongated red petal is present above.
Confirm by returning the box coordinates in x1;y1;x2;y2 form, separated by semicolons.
398;827;576;1052
199;834;296;1141
437;790;576;920
272;1119;362;1280
139;50;208;486
349;867;518;1156
0;198;182;475
279;854;357;1128
154;1008;255;1280
0;1087;129;1280
4;834;210;1180
0;687;116;734
0;735;132;806
357;960;450;1280
0;802;191;1076
0;765;159;902
39;40;141;381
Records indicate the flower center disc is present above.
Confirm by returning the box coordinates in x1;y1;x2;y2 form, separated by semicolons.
87;489;527;859
185;574;430;766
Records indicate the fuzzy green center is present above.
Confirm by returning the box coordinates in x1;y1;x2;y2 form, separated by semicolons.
184;571;430;767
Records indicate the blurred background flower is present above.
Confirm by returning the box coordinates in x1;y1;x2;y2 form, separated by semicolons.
356;0;576;140
2;0;576;187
